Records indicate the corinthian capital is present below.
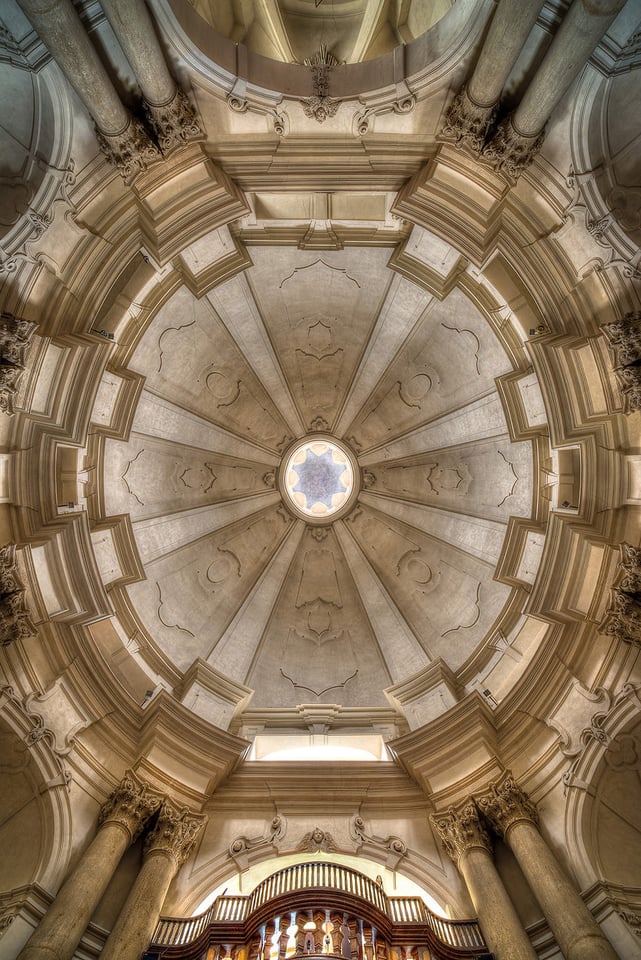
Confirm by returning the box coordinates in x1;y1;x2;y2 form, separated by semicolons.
98;770;163;843
431;801;491;864
475;774;537;837
144;798;207;869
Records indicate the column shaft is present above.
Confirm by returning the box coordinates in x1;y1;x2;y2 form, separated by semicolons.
513;0;627;137
507;820;620;960
100;0;175;106
99;850;176;960
468;0;544;108
459;847;538;960
17;822;130;960
16;0;128;134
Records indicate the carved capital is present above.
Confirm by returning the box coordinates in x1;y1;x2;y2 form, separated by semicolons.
98;770;162;843
602;312;641;413
440;87;497;153
482;116;545;180
145;89;203;153
475;774;537;838
144;798;206;869
431;801;492;864
0;543;36;645
601;543;641;646
0;313;37;417
96;117;162;184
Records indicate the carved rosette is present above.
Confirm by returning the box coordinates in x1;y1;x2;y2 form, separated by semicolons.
475;775;537;838
482;117;545;180
431;802;492;865
145;89;204;153
602;312;641;413
0;544;36;645
98;771;163;843
441;87;497;153
144;798;206;869
0;313;37;416
96;117;162;184
600;543;641;647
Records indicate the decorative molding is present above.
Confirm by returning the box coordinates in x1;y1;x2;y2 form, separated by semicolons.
95;117;162;184
601;312;641;413
98;769;163;844
302;45;341;123
600;542;641;646
0;313;37;416
349;814;408;869
440;86;497;154
143;797;206;868
145;89;204;154
482;117;545;180
431;801;492;864
0;544;36;644
354;84;415;136
228;814;287;870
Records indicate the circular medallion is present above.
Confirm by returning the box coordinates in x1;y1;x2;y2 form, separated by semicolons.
280;436;360;523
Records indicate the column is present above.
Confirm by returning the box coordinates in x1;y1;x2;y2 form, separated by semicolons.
100;797;206;960
476;775;620;960
443;0;544;152
16;0;160;180
484;0;627;176
100;0;202;151
431;802;538;960
17;771;162;960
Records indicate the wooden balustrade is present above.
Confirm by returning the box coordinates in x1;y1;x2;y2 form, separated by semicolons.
147;862;490;959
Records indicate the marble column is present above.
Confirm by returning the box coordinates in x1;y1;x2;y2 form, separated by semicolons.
431;802;537;960
17;0;160;180
17;771;162;960
442;0;544;151
484;0;627;176
100;0;202;151
476;775;620;960
100;797;206;960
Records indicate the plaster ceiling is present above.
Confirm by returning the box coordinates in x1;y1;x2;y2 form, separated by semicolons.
97;232;538;728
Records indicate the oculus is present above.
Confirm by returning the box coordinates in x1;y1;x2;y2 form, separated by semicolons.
281;437;359;521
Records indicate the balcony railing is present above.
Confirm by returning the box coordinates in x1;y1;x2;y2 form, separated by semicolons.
150;861;488;957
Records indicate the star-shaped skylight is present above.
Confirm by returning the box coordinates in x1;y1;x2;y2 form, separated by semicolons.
284;440;354;518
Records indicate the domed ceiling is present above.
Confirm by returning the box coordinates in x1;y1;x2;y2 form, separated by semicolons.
99;235;537;725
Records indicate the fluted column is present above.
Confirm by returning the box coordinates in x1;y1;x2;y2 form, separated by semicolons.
476;775;620;960
100;0;202;152
442;0;544;151
16;0;160;180
431;802;537;960
484;0;627;176
100;798;206;960
17;772;162;960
